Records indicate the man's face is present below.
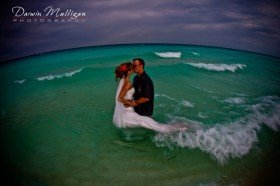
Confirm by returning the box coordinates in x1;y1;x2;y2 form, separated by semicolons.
133;60;142;73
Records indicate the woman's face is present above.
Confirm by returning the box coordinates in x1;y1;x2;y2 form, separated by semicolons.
127;68;134;76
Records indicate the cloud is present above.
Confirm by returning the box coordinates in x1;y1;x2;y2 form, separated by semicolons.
0;0;279;62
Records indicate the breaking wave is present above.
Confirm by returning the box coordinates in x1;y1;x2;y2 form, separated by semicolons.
154;52;182;58
192;52;200;56
222;97;247;104
155;93;194;107
185;63;246;72
36;68;83;81
154;95;280;165
14;79;26;84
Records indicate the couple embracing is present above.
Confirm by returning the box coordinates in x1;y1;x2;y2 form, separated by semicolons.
113;58;187;133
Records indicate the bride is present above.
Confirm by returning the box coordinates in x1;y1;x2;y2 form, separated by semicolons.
113;62;187;133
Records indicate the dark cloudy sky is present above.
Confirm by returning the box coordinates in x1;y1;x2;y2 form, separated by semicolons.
0;0;279;62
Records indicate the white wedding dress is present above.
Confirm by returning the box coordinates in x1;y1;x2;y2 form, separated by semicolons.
113;78;186;133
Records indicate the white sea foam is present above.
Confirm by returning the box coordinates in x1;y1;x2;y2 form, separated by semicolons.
229;92;248;97
154;95;280;165
14;79;26;84
154;52;182;58
192;52;200;56
182;100;194;107
194;86;214;93
36;68;83;81
155;93;177;101
155;93;194;107
198;112;208;119
185;63;246;72
223;97;246;104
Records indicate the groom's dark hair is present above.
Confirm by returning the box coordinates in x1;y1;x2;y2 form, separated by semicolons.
133;58;145;68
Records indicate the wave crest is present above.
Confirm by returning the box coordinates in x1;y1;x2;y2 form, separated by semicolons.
14;79;26;84
36;68;83;81
186;63;246;72
155;93;194;107
222;97;246;104
191;52;200;56
154;96;280;165
154;52;182;58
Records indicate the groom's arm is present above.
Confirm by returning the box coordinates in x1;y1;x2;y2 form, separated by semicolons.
125;95;150;107
130;97;149;107
130;79;153;106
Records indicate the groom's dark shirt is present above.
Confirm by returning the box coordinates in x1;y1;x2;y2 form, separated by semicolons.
133;71;154;116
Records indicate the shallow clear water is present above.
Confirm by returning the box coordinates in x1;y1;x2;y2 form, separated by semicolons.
0;44;280;185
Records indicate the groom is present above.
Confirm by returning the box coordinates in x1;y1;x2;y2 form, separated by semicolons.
128;58;154;116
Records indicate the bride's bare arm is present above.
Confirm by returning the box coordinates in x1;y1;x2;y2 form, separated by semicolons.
118;81;132;105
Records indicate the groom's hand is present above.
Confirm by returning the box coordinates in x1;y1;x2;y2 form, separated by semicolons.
124;103;130;108
130;100;137;107
124;100;132;107
124;100;137;107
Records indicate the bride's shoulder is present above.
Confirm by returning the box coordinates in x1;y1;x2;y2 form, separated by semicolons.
122;79;131;88
124;79;132;85
123;80;133;89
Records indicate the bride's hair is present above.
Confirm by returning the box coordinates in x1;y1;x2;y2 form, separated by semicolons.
115;62;133;81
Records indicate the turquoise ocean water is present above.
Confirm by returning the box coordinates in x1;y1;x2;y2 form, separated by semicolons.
0;44;279;185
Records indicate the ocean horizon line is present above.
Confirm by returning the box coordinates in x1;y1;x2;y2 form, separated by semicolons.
1;43;279;65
